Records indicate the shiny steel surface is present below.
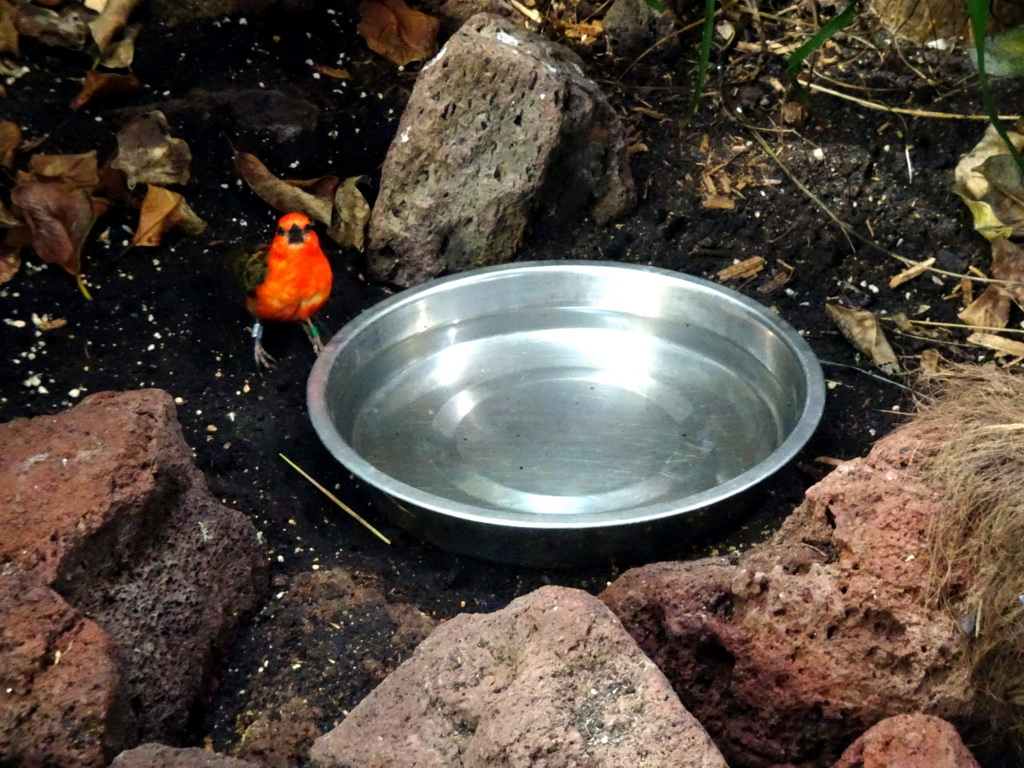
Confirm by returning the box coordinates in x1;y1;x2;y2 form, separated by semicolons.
308;261;825;567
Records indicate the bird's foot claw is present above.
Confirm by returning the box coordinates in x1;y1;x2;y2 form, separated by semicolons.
254;343;278;370
305;319;325;355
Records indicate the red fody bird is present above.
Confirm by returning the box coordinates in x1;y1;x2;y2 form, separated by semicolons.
231;212;333;368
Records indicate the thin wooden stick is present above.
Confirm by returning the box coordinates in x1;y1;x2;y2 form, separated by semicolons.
803;79;1021;121
279;453;391;545
906;319;1024;335
509;0;543;24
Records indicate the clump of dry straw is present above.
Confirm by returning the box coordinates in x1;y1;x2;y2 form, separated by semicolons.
914;362;1024;745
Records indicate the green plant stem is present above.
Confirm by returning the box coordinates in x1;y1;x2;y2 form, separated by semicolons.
682;0;716;127
787;0;857;79
968;0;1024;173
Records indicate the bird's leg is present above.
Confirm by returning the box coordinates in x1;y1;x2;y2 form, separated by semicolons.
303;318;325;354
252;321;278;369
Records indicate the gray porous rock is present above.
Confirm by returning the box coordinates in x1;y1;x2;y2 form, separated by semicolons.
369;12;636;287
832;714;980;768
436;0;515;33
0;390;267;767
601;422;974;768
309;585;727;768
602;0;676;58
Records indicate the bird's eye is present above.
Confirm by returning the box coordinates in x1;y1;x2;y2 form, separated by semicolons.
276;227;287;237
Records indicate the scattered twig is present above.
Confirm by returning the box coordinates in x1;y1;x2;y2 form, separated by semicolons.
735;111;856;251
279;453;391;545
800;80;1021;121
819;359;925;397
509;0;542;25
906;319;1024;336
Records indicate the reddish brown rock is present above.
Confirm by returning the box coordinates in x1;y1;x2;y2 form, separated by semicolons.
369;12;635;286
833;714;980;768
0;390;267;767
309;585;727;768
112;742;261;767
601;424;972;768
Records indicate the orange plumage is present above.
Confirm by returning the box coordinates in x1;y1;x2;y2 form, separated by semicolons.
232;212;333;368
248;212;332;321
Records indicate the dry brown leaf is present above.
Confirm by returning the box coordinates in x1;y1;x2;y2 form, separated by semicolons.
29;151;99;190
10;177;96;279
99;21;139;68
96;155;132;203
0;119;20;169
0;243;20;284
967;332;1024;359
71;71;143;110
234;151;333;225
0;199;19;228
88;0;139;54
313;63;352;80
954;124;1024;240
717;256;765;282
889;256;935;288
132;185;207;247
959;284;1011;330
110;111;192;190
329;175;371;250
357;0;439;67
825;303;901;374
0;0;17;57
990;237;1024;306
287;174;341;201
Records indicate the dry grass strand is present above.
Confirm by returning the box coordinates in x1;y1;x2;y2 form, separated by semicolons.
913;363;1024;748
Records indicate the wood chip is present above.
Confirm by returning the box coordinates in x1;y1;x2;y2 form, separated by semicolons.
34;316;67;331
967;332;1024;358
702;194;735;210
757;268;791;293
814;456;845;467
631;106;671;122
717;256;765;281
889;257;935;288
919;348;944;373
961;277;974;305
313;63;351;80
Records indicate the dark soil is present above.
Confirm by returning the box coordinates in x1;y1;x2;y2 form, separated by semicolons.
0;2;1007;764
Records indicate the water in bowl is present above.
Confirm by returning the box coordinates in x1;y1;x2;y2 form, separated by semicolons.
340;308;794;517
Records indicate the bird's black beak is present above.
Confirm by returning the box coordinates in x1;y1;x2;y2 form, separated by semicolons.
286;224;306;245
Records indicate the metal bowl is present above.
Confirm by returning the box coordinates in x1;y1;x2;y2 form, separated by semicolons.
308;261;825;568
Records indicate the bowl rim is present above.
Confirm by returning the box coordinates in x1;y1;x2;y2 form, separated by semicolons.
307;260;826;530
